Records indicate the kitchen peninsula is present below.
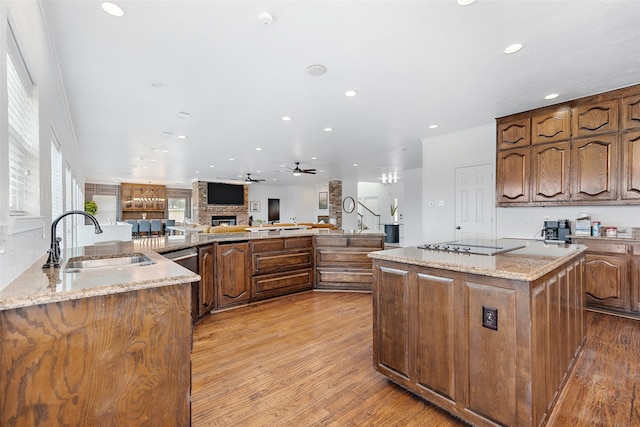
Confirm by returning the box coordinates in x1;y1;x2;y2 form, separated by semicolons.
369;240;587;427
0;229;383;426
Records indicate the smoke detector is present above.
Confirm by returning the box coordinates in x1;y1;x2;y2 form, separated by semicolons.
306;64;327;76
258;12;274;25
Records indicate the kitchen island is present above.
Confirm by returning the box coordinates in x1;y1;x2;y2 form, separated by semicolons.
369;239;587;427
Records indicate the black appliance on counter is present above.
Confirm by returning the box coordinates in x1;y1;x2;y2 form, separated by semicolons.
543;219;571;243
417;238;526;256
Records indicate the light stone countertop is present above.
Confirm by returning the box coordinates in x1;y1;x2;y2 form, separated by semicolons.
0;229;385;311
368;239;587;282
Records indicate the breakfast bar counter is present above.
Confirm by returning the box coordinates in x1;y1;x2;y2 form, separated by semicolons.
369;240;587;427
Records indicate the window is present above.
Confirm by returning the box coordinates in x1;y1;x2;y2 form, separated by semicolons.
50;135;63;220
168;198;186;223
7;24;39;216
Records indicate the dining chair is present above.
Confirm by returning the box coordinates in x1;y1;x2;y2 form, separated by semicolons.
138;220;151;238
150;219;162;236
126;220;139;239
165;219;175;235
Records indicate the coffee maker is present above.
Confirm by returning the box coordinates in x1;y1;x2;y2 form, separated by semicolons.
543;219;571;243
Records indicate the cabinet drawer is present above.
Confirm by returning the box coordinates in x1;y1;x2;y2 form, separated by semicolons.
575;240;627;254
629;243;640;256
315;268;373;291
347;236;384;248
252;238;285;253
315;236;348;247
253;269;313;300
253;249;312;274
286;236;313;249
316;248;374;268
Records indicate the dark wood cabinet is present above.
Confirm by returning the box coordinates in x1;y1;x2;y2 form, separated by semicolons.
571;135;618;201
216;241;251;308
630;248;640;312
532;142;570;202
497;83;640;207
572;100;619;138
315;235;384;291
573;239;631;313
532;108;571;144
251;236;313;300
497;118;530;149
496;147;530;204
199;244;216;316
622;130;640;199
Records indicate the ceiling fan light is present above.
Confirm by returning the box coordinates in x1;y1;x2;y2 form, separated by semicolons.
293;172;302;177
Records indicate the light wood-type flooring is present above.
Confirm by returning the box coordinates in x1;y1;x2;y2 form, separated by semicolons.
192;291;640;426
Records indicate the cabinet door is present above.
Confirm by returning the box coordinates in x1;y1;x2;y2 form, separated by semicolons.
622;130;640;199
584;253;628;310
216;242;251;308
571;135;618;201
373;264;411;379
496;147;530;204
532;142;570;202
532;108;571;144
198;245;216;317
622;94;640;130
497;118;530;149
572;100;619;138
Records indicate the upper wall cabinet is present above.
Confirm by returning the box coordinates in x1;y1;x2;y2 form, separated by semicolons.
497;118;530;149
572;100;619;138
622;95;640;130
532;108;571;144
496;83;640;207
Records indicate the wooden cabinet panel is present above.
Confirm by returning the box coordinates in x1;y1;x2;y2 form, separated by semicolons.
532;109;571;144
497;147;530;204
285;236;313;249
315;268;373;291
374;265;410;379
631;259;640;312
216;242;251;308
622;130;640;199
571;135;618;201
252;238;285;253
584;253;628;310
121;183;166;212
532;142;570;202
316;247;375;268
466;281;517;426
622;94;640;130
572;100;619;138
414;273;455;400
497;118;531;149
253;268;313;300
253;249;312;274
199;244;216;316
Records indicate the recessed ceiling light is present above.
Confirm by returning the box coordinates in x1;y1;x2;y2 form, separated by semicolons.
229;158;235;161
324;127;332;132
353;163;359;167
345;90;358;97
101;2;124;17
457;0;476;5
311;157;318;160
504;43;524;54
255;147;262;151
429;124;439;129
306;64;327;76
209;165;215;168
282;116;292;121
177;135;187;139
195;170;200;174
258;12;274;25
545;93;559;100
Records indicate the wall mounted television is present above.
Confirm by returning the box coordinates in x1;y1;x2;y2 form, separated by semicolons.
207;182;244;205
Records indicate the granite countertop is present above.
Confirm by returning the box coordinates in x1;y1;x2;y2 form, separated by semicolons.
368;239;587;281
0;229;384;311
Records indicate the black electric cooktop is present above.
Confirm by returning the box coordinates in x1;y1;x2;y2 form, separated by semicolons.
417;239;526;256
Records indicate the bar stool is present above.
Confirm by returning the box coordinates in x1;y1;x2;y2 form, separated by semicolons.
165;219;175;235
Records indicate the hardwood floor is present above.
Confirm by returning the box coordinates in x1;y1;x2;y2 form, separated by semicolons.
192;291;640;426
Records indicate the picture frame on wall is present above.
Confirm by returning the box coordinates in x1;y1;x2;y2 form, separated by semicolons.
250;201;260;212
319;192;328;209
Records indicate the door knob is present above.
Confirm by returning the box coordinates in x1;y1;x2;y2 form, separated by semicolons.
456;226;461;230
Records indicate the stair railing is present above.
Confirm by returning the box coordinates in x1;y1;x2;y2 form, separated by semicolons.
357;201;381;231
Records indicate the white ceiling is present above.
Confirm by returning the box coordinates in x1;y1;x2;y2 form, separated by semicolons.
41;0;640;188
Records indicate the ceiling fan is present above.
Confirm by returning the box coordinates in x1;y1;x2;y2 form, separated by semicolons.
245;173;265;183
290;162;317;176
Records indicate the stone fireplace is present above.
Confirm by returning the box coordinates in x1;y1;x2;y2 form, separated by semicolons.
192;181;249;226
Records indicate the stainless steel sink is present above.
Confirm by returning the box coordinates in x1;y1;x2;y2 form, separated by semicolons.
65;253;156;272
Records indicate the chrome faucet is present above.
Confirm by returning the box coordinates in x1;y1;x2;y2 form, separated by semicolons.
43;210;103;269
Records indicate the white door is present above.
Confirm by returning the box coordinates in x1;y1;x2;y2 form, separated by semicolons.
455;164;494;241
